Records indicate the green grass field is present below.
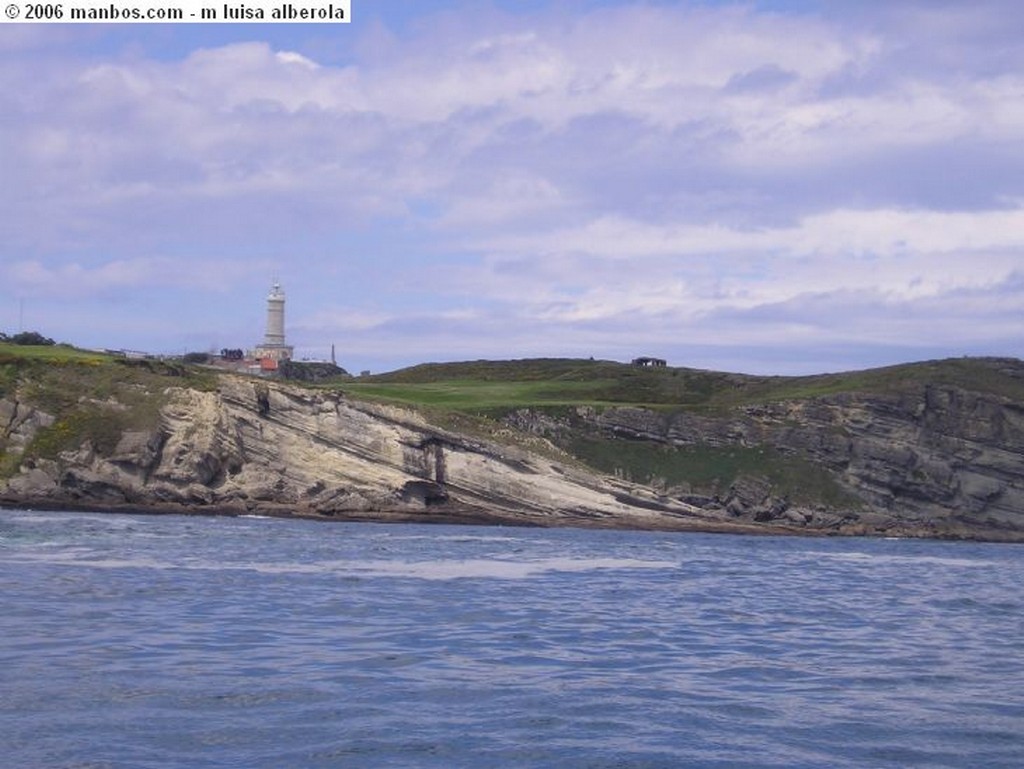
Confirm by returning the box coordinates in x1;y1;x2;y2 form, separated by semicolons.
0;343;113;365
344;355;1024;413
343;377;647;410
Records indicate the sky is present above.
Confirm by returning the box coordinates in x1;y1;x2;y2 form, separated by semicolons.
2;0;1023;375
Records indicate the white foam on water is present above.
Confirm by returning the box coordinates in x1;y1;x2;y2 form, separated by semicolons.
1;550;679;581
326;557;680;581
817;551;993;569
372;533;528;545
1;512;91;525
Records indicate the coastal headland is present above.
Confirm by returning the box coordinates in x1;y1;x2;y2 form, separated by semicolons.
3;343;1024;541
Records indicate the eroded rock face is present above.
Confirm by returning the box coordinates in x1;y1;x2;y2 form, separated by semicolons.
750;388;1024;536
509;381;1024;540
0;377;723;531
0;398;55;452
4;368;1024;540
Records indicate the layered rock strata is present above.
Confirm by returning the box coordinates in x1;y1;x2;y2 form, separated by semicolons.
4;365;1024;540
0;377;737;531
504;378;1024;540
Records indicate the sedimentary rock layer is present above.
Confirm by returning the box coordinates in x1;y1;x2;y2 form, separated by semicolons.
0;377;732;531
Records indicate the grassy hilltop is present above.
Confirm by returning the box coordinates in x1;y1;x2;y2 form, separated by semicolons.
344;355;1024;412
7;342;1022;415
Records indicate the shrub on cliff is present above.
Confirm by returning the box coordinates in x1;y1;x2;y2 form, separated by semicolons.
8;331;56;346
279;360;350;383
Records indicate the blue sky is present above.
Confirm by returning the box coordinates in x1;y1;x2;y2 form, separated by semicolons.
2;0;1023;374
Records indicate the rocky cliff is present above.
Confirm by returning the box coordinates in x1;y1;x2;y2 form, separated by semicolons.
502;359;1024;540
0;375;741;532
3;355;1024;541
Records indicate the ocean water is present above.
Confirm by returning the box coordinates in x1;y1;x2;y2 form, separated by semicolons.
1;510;1023;769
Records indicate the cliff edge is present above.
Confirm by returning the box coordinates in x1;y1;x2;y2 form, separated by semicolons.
3;349;1024;540
0;365;733;532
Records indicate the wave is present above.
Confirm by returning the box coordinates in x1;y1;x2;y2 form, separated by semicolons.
0;551;678;581
329;557;680;581
371;533;528;544
816;551;994;569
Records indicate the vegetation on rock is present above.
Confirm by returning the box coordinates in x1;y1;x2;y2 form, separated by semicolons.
2;343;1024;539
0;343;216;475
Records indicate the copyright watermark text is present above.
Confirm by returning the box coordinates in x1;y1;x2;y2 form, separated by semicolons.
3;0;350;22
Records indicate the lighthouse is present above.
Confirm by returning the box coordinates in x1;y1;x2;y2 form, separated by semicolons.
253;280;294;367
264;282;287;347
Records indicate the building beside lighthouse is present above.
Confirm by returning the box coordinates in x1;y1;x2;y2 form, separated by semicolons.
252;281;293;370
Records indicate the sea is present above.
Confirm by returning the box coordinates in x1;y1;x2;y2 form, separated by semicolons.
1;509;1023;769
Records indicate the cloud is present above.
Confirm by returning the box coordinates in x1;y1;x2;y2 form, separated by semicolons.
1;1;1022;371
463;205;1024;314
2;256;272;298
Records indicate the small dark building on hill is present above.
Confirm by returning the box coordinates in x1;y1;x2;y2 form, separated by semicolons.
632;356;667;368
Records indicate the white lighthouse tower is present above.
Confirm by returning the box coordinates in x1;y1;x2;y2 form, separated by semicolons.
253;280;294;367
264;281;287;347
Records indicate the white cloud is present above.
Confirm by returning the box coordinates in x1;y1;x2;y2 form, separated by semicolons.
475;205;1024;261
2;257;271;298
2;2;1023;371
299;307;394;332
439;172;568;227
